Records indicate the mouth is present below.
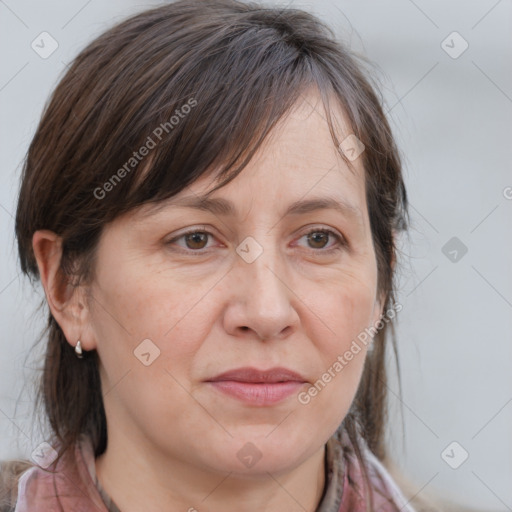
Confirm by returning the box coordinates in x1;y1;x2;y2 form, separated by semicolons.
205;367;308;406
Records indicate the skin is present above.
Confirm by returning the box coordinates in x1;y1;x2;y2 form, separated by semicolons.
33;89;385;512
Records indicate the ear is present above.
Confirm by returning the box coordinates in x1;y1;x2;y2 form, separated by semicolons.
32;230;95;351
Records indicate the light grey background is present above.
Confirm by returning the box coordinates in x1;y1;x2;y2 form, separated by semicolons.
1;1;511;510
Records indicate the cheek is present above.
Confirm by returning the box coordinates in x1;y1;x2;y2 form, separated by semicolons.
299;280;375;421
90;261;224;400
92;262;212;346
92;268;220;439
308;275;377;356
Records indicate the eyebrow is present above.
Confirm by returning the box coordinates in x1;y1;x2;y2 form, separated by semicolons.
141;194;363;223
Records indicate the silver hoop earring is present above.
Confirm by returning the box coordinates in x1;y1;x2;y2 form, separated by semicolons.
75;340;84;359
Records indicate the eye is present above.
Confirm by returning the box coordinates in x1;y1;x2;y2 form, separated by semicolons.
166;228;217;252
166;226;346;254
295;227;346;252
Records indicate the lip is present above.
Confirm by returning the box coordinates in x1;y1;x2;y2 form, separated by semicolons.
207;366;308;383
205;367;308;406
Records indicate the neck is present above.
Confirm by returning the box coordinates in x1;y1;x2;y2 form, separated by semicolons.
95;430;326;512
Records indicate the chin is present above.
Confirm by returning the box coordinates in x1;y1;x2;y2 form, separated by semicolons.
203;431;321;477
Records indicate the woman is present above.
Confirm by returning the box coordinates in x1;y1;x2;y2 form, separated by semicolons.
3;0;425;510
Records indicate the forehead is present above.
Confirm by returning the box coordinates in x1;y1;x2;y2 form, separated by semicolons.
248;88;359;173
137;88;366;221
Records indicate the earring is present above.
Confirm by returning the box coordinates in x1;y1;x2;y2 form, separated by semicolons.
75;340;84;359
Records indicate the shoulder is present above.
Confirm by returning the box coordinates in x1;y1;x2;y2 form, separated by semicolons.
335;430;420;512
0;459;34;512
349;442;443;512
0;437;109;512
361;448;418;511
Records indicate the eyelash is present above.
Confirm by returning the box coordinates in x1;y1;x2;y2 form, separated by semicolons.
166;227;347;255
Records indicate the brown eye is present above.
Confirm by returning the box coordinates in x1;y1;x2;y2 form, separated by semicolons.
166;229;215;252
296;228;346;253
307;231;330;249
183;231;209;249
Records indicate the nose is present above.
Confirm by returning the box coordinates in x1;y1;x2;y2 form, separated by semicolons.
222;243;299;342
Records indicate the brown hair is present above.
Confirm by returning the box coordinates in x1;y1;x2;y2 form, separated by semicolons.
14;0;408;509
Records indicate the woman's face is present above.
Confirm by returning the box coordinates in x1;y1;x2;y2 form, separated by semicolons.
83;91;384;476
